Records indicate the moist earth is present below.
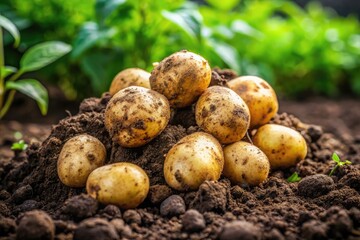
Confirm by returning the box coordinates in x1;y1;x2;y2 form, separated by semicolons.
1;70;360;239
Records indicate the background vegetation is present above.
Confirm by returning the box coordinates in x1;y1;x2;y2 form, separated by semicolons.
1;0;360;99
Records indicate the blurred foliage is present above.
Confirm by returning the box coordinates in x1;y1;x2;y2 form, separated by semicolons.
1;0;360;99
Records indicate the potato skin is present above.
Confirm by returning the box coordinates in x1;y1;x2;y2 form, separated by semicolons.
223;141;270;186
252;124;307;169
150;50;211;108
104;86;170;148
86;162;149;209
195;86;250;144
57;134;106;188
109;68;151;96
227;76;278;129
164;132;224;191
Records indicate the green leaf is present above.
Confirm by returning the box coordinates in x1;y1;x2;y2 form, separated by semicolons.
20;41;71;72
287;172;302;183
231;20;263;38
332;152;340;163
0;15;20;47
71;22;116;59
205;0;239;11
207;39;241;73
162;3;203;41
1;66;17;79
95;0;127;24
5;79;48;115
11;140;28;151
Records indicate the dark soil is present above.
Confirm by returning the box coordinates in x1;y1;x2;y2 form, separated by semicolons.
1;72;360;240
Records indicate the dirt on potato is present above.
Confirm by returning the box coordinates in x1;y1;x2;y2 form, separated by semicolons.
1;70;360;240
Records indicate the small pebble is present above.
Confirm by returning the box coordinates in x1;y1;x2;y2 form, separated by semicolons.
219;220;261;240
160;195;186;217
123;209;142;225
61;194;98;219
73;218;118;240
12;184;33;204
182;209;206;232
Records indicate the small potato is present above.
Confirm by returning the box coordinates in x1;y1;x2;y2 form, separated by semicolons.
195;86;250;144
86;162;149;209
109;68;151;96
252;124;307;169
104;86;170;148
227;76;278;129
150;50;211;108
57;134;106;187
223;141;270;186
164;132;224;191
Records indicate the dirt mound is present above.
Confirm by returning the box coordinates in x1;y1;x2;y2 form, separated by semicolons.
1;74;360;239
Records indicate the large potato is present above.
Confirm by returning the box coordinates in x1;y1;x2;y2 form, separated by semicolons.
109;68;151;96
104;86;170;148
223;141;270;186
227;76;278;129
86;162;149;209
150;50;211;108
164;132;224;191
57;134;106;187
252;124;307;169
195;86;250;144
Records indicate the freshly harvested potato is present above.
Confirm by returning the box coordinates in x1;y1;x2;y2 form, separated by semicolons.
252;124;307;169
57;134;106;188
195;86;250;144
164;132;224;191
150;50;211;108
109;68;151;96
223;141;270;186
227;76;278;129
104;86;170;148
86;162;149;209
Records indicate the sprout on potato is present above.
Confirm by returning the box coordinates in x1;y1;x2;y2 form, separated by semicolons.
104;86;170;148
227;76;278;129
86;162;149;209
223;141;270;186
195;86;250;144
252;124;307;169
109;68;151;96
150;50;212;108
164;132;224;191
57;134;106;188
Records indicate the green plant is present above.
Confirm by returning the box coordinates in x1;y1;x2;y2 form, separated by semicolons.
0;14;71;119
11;139;28;151
329;152;352;176
287;172;301;183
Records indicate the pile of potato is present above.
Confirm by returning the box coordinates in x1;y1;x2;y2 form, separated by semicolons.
57;50;307;209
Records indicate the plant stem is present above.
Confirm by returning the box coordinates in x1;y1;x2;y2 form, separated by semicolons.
0;89;15;119
0;27;4;109
8;70;23;82
329;165;338;176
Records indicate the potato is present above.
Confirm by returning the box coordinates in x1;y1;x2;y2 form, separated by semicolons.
150;50;211;108
195;86;250;144
252;124;307;169
223;141;270;186
227;76;278;129
57;134;106;187
164;132;224;191
109;68;151;96
104;86;170;148
86;162;149;209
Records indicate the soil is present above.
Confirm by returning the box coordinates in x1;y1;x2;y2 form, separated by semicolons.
0;71;360;240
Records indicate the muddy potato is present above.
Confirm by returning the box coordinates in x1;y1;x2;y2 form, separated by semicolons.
86;162;149;209
164;132;224;191
57;134;106;187
150;50;211;108
109;68;151;96
227;76;278;129
104;86;170;148
195;86;250;144
252;124;307;169
223;141;270;186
